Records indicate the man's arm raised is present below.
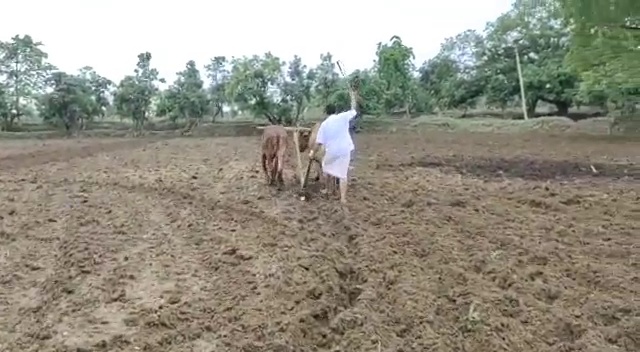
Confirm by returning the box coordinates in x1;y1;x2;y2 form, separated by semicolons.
334;87;359;122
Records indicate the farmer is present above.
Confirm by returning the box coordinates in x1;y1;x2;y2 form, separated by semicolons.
308;84;359;204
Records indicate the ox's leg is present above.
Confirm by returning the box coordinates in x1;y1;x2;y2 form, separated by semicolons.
270;157;278;186
262;154;271;184
276;154;285;188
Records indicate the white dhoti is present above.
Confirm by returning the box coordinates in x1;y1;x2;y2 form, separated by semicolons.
322;152;351;179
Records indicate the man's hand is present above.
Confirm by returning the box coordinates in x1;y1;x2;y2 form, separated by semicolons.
348;75;361;111
308;150;315;159
348;86;359;111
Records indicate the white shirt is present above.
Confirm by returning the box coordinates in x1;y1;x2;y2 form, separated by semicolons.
315;109;357;158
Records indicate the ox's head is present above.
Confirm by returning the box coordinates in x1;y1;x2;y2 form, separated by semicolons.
297;129;312;152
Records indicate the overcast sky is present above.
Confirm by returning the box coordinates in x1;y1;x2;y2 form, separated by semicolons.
1;0;512;84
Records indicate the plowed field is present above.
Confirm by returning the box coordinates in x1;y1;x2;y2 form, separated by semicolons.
0;131;638;352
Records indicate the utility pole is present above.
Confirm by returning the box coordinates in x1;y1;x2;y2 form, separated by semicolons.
515;45;528;120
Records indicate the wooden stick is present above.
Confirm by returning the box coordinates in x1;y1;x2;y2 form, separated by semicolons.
301;158;313;190
337;61;347;77
292;128;304;187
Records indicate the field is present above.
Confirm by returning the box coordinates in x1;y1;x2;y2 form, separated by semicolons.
0;128;638;352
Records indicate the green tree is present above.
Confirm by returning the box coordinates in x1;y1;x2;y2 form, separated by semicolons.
113;52;164;134
280;55;315;124
77;66;113;119
478;0;578;117
226;52;315;125
333;69;385;115
0;86;10;124
419;30;485;113
0;35;55;130
226;53;284;124
375;36;416;116
157;60;209;131
204;56;229;120
39;72;97;134
420;56;458;111
560;0;640;124
312;53;340;109
74;66;114;129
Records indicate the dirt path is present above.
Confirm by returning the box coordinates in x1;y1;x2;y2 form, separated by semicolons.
0;132;637;351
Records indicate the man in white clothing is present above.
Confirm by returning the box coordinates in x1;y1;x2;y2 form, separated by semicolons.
308;87;359;204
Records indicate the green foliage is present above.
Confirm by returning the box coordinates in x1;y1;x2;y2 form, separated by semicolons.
1;1;638;135
0;86;10;123
204;56;230;120
559;0;640;118
420;30;486;111
39;72;100;133
0;35;56;130
375;36;417;115
157;60;209;123
225;52;315;125
78;66;114;118
480;1;578;115
113;52;165;132
313;53;341;109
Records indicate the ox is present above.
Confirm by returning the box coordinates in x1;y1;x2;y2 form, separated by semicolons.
261;125;288;188
297;122;324;182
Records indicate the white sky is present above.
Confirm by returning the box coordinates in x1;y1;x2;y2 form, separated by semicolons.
1;0;512;85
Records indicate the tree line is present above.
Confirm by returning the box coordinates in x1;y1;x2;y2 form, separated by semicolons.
0;0;637;134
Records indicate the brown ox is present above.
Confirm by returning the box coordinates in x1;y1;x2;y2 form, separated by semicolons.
298;122;324;182
261;125;288;187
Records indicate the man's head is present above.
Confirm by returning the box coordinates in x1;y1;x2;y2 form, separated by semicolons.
324;103;337;116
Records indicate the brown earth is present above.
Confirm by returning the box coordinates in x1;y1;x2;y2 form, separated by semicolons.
0;130;638;352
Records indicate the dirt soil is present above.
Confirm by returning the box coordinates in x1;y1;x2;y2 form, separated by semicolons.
0;131;638;352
